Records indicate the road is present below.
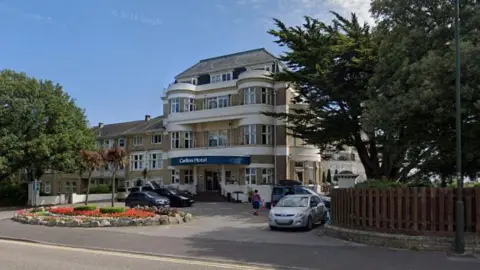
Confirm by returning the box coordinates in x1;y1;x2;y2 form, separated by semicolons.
0;239;275;270
1;203;479;270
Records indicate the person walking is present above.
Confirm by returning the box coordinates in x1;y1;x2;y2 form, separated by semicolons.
251;190;261;216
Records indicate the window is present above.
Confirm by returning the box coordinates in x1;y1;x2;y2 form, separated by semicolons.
149;153;162;169
245;168;256;185
184;132;194;148
171;170;179;184
184;170;193;184
44;181;51;194
222;73;232;81
243;125;256;145
71;181;77;193
261;125;272;145
133;136;143;146
243;87;255;104
261;88;273;105
211;73;231;83
206;97;218;109
218;95;229;108
171;132;180;149
185;98;196;112
206;96;229;109
57;183;62;194
261;168;273;185
130;154;144;170
169;98;180;113
118;138;125;147
208;130;228;147
225;171;236;184
211;74;222;83
103;140;111;148
151;134;162;144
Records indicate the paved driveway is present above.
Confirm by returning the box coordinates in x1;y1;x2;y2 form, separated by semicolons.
96;202;359;247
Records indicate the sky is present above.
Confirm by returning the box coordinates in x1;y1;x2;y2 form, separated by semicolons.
0;0;372;126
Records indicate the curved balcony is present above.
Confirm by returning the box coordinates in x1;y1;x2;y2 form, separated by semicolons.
237;70;271;81
166;82;196;93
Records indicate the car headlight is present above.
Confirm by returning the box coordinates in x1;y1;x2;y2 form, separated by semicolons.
295;212;305;218
268;212;274;218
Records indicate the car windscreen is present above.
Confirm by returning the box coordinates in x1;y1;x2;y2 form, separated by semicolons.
167;189;177;195
272;188;284;195
276;196;309;207
149;181;161;189
144;191;160;198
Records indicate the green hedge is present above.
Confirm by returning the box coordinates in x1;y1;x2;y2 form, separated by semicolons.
73;205;97;211
99;207;125;214
0;181;27;206
89;184;110;194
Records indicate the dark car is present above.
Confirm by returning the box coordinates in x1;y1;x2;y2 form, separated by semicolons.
152;188;195;207
125;191;170;208
270;180;304;207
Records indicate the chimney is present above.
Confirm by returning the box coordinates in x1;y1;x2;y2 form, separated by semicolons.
98;122;104;128
145;115;151;121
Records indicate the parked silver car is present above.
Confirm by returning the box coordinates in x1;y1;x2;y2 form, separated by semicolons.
268;194;326;231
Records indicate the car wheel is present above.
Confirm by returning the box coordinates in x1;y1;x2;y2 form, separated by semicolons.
305;217;313;231
269;226;277;231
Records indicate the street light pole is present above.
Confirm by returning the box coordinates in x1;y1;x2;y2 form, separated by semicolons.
454;0;465;254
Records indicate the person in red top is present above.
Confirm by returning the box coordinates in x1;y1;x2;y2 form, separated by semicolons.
251;190;261;216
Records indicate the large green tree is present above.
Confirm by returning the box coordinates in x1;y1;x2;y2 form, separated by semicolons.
265;13;406;179
367;0;480;179
0;69;95;181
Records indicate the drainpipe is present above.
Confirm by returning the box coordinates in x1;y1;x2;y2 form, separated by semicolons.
273;88;277;185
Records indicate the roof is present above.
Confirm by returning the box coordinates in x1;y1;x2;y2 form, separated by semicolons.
93;116;165;138
175;48;279;79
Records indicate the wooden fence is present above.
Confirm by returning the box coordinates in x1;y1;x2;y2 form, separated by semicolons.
331;187;480;236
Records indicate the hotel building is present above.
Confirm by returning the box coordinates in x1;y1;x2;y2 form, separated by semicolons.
160;48;322;200
36;48;366;202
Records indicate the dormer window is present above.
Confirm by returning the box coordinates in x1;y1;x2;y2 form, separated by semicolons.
211;72;232;83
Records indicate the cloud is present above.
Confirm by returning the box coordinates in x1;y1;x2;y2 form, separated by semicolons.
0;2;58;25
250;0;373;30
111;9;162;27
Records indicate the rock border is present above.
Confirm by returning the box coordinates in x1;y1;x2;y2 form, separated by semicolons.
323;224;480;253
12;207;193;228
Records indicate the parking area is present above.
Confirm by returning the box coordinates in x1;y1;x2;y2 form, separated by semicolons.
95;202;359;247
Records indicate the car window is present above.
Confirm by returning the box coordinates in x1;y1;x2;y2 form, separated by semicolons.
276;196;309;207
142;186;153;191
294;187;310;194
144;191;160;198
128;193;139;199
272;188;284;195
285;187;295;195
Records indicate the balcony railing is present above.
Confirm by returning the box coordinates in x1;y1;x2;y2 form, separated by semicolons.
170;129;271;150
322;153;356;162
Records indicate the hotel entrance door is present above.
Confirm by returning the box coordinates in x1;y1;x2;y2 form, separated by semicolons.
205;170;220;191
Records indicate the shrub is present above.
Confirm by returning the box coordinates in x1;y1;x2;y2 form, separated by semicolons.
355;179;404;189
73;205;97;211
89;184;110;194
0;181;28;206
99;207;126;214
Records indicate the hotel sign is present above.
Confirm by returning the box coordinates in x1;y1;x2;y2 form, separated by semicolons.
171;156;250;166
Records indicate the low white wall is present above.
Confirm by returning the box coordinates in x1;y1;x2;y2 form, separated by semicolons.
35;194;67;206
247;185;272;203
35;193;115;206
71;193;115;204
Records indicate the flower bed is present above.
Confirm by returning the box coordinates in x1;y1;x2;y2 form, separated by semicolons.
12;205;193;227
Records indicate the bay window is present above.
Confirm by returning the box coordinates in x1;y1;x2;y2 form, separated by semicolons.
261;125;272;145
185;98;196;112
184;170;193;184
169;98;180;113
149;153;162;170
243;87;256;104
171;132;180;149
130;154;144;171
245;168;256;185
261;88;273;105
261;168;273;185
208;130;228;147
184;132;194;148
171;170;179;184
243;125;256;145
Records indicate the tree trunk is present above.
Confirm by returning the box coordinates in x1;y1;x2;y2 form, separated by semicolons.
85;171;92;205
111;171;116;207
